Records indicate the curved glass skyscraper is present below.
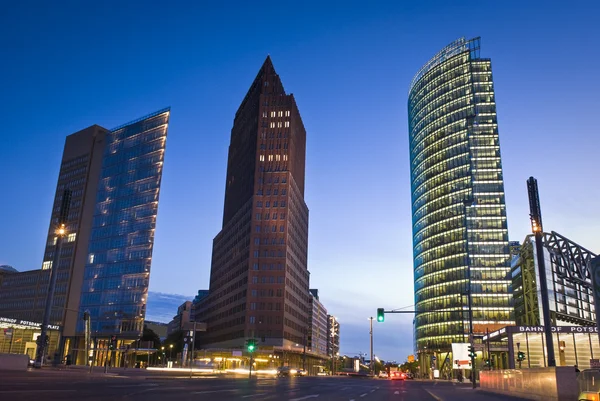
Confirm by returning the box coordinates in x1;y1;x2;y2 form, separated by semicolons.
408;38;514;359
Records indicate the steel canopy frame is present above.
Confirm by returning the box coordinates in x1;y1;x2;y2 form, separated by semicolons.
542;231;596;289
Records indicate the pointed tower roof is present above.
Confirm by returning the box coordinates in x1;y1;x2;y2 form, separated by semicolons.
257;55;285;96
235;56;286;119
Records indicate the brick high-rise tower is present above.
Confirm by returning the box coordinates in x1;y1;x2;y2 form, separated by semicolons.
197;56;309;350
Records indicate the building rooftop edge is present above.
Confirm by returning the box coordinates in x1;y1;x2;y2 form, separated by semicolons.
408;37;480;95
110;107;171;132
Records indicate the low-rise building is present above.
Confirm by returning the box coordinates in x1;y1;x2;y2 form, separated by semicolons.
511;231;596;327
483;231;599;369
167;301;193;336
145;321;168;341
308;289;328;356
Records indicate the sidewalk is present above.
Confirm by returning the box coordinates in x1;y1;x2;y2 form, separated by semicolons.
424;385;530;401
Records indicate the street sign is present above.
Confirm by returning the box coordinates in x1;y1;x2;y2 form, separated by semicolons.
3;328;13;338
451;343;471;369
407;355;415;363
183;322;207;331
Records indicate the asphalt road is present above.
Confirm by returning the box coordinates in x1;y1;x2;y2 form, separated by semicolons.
0;370;531;401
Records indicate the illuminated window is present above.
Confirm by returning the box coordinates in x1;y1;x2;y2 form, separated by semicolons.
259;155;265;162
67;233;76;242
88;254;94;264
285;110;290;117
42;261;53;270
285;121;289;127
271;111;276;117
278;111;283;117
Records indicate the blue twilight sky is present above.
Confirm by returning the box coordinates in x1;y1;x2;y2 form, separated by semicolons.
1;1;599;361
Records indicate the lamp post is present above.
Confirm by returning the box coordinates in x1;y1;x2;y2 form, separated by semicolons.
368;317;374;376
527;177;555;367
161;346;165;367
463;198;476;389
35;189;71;368
169;344;173;366
302;329;307;372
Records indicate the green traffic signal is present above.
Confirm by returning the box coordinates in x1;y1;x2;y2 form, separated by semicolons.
377;308;385;322
247;339;256;353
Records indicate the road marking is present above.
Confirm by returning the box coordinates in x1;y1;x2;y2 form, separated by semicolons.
360;393;367;398
289;395;319;401
243;394;268;398
370;389;375;393
424;388;443;401
0;390;77;393
192;389;238;394
110;383;159;388
394;391;400;394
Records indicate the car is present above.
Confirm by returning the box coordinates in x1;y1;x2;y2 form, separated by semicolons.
277;366;292;377
295;369;307;377
390;371;406;380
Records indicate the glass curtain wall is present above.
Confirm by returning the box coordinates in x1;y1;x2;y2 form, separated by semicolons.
78;108;170;339
408;37;513;354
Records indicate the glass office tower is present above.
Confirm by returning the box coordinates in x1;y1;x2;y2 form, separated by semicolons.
408;38;513;358
78;108;170;339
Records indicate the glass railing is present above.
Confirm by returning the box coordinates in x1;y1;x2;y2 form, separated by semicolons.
577;369;600;395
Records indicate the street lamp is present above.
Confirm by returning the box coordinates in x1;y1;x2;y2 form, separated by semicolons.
35;190;71;368
368;317;374;376
463;198;476;389
169;344;173;365
161;346;165;367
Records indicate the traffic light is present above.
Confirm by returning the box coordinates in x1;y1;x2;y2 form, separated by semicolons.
109;335;117;350
82;311;89;321
468;345;476;358
246;339;256;353
377;308;385;322
517;351;526;361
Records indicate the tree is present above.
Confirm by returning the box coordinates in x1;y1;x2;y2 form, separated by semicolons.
399;360;419;374
373;360;384;374
163;329;185;358
142;325;161;350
